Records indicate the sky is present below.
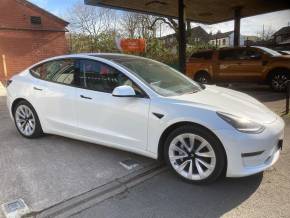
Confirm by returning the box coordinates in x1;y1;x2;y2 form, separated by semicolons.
29;0;290;37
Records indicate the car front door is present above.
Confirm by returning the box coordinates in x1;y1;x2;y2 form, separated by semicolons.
233;48;263;82
74;59;150;151
30;59;78;135
217;48;263;82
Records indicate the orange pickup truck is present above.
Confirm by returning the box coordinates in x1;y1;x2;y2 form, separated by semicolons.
186;46;290;91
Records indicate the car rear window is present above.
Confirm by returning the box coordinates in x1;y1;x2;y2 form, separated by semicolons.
191;51;213;60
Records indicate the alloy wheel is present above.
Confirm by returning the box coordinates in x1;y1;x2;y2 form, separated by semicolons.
168;133;216;181
272;74;288;91
15;105;36;136
198;76;208;84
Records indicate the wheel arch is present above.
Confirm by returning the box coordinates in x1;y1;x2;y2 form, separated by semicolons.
157;121;227;173
11;98;30;115
11;98;43;128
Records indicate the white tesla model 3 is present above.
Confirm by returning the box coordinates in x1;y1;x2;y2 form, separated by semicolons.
6;54;284;184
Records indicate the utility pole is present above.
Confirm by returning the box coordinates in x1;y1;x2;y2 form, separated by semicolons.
262;24;265;40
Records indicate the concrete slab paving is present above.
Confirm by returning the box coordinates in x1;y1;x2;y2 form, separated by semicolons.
0;95;158;217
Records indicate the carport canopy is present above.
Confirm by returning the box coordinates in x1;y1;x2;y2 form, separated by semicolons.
84;0;290;73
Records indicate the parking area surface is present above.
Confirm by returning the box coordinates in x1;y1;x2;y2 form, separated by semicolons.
0;83;289;218
72;117;290;218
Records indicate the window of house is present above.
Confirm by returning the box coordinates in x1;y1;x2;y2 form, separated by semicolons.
78;59;145;96
30;16;42;25
222;38;226;45
30;59;78;86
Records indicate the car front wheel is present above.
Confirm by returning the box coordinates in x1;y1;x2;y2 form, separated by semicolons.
164;125;226;184
13;100;43;138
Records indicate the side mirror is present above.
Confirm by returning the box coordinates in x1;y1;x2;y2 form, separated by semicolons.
112;85;136;97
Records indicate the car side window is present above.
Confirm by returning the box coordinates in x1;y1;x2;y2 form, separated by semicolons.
219;49;241;60
191;51;213;60
30;59;79;86
242;49;262;60
78;59;146;97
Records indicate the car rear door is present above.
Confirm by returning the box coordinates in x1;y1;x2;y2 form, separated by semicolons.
30;59;78;135
74;58;150;151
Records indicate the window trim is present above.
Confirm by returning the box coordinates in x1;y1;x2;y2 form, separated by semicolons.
29;58;79;88
30;57;150;99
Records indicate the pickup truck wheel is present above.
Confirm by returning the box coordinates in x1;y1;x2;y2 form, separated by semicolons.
270;71;289;92
195;72;210;84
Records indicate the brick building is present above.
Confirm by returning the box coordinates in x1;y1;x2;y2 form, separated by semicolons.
0;0;69;81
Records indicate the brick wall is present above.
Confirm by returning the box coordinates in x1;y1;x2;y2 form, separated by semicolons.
0;0;69;81
0;0;67;31
0;30;68;80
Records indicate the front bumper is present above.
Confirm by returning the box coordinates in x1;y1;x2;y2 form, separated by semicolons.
214;116;285;177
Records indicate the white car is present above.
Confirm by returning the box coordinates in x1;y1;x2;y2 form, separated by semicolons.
6;54;285;184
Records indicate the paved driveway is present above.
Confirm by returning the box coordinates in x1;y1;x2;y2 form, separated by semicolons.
0;93;157;217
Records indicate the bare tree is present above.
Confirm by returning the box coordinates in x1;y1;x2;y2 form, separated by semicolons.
67;2;117;52
150;18;192;41
120;12;140;38
257;25;275;41
120;12;158;39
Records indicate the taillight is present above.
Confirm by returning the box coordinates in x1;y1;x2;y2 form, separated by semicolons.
6;80;12;87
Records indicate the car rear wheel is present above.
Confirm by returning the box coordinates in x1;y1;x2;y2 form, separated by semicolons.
164;125;226;184
13;100;43;138
270;71;289;92
195;72;210;84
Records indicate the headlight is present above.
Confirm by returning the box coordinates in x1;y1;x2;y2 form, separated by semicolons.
217;112;265;134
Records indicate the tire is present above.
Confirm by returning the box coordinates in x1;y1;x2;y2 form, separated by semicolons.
270;71;289;92
164;125;226;184
13;100;43;138
194;72;211;84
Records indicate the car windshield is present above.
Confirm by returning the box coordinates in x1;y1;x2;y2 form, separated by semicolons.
106;56;202;96
253;46;281;57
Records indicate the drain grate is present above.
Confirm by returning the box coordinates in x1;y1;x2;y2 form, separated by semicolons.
1;199;30;218
119;159;140;170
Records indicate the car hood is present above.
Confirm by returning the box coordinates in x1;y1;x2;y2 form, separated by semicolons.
168;85;277;124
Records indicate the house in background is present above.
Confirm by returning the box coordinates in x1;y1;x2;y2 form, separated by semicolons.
209;31;245;48
159;26;210;52
272;26;290;45
0;0;69;81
